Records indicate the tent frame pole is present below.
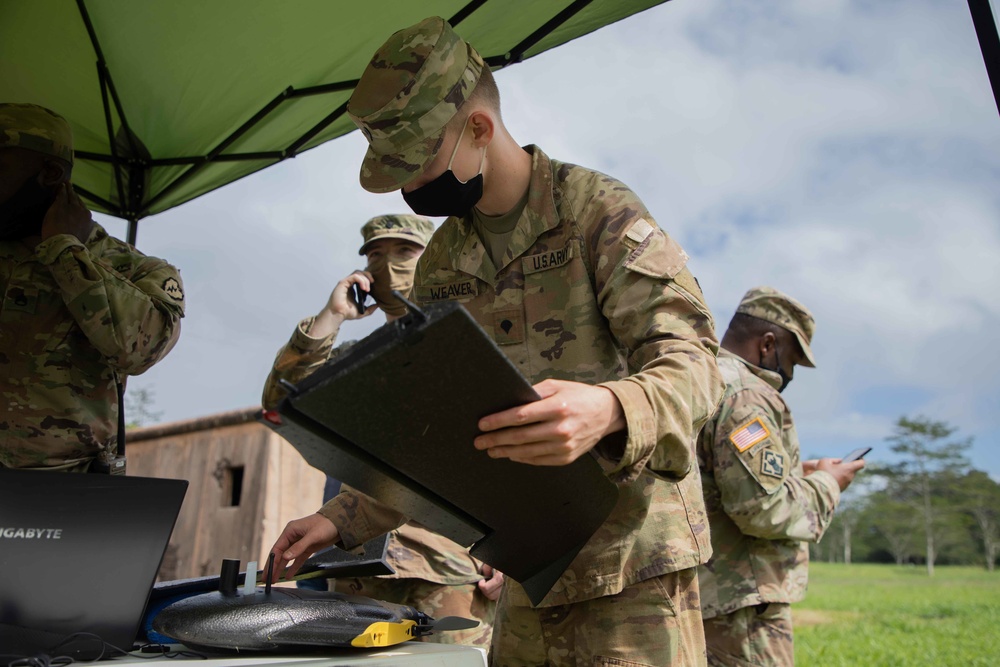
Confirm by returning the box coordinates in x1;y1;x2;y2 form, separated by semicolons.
968;0;1000;117
127;218;139;247
71;0;605;220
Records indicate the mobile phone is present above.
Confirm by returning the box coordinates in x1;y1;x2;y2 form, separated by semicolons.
842;446;872;463
350;283;369;314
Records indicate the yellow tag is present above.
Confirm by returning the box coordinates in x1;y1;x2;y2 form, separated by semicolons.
351;619;417;648
728;417;771;453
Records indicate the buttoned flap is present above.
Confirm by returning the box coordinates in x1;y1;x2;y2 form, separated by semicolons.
722;408;787;494
621;218;688;279
102;249;137;277
1;278;79;355
413;277;480;303
2;283;41;315
521;242;573;275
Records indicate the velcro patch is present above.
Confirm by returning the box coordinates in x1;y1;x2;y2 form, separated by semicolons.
493;310;524;345
414;279;479;303
728;417;770;453
522;244;572;274
761;450;785;478
4;286;38;315
626;218;654;244
162;277;184;302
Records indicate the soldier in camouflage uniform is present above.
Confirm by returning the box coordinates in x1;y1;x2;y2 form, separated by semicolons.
269;18;725;666
262;213;500;646
0;103;185;472
697;287;865;666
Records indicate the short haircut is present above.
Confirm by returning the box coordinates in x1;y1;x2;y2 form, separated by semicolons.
726;313;797;349
446;66;502;134
469;65;501;116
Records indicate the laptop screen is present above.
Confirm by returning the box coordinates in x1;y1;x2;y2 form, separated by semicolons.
0;469;187;661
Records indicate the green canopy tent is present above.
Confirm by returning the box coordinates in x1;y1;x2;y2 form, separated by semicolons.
1;0;669;244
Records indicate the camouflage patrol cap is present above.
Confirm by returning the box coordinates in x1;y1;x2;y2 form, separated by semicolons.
0;103;73;164
736;286;817;367
359;214;435;255
347;16;484;194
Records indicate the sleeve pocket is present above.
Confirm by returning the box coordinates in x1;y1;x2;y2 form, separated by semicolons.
622;221;689;279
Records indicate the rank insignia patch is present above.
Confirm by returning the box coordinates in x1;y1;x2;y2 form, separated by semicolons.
728;417;771;452
762;450;785;478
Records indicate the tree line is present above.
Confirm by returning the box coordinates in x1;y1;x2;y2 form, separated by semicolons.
809;416;999;574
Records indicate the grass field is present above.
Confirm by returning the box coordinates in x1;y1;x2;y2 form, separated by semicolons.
795;563;1000;666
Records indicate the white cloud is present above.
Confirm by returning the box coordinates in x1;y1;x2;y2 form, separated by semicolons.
116;0;1000;475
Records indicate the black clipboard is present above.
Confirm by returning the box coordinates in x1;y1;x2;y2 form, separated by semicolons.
261;299;619;605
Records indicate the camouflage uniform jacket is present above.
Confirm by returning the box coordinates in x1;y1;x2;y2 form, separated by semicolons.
320;145;724;607
0;223;184;471
263;317;486;586
697;349;841;619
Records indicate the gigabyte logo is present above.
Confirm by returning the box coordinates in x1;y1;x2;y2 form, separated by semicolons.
0;527;63;539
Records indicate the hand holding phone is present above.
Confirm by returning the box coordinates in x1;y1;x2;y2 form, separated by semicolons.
350;283;369;315
842;446;872;463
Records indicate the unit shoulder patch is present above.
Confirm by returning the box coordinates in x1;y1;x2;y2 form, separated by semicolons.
162;277;184;302
728;417;771;453
761;450;785;478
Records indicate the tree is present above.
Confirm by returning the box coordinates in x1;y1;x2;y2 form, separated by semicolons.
124;386;163;428
834;472;876;564
866;490;920;565
879;416;971;576
958;470;1000;571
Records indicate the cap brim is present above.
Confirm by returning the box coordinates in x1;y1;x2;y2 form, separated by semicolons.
358;130;445;194
358;231;428;255
792;330;816;368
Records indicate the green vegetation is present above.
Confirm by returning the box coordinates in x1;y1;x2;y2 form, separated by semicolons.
795;563;1000;666
810;417;999;572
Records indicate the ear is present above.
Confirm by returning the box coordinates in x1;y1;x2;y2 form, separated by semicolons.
38;159;69;186
467;110;495;147
758;332;776;357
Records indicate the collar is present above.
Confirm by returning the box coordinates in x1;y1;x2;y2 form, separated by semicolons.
720;348;784;392
449;145;562;281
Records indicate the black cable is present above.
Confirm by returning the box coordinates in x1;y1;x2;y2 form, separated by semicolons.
131;644;207;660
0;634;207;667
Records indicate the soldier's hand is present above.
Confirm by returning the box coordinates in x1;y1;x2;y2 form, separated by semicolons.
328;270;378;320
40;183;94;244
474;379;626;466
310;271;378;340
802;459;819;475
814;457;865;491
268;512;340;583
477;564;504;601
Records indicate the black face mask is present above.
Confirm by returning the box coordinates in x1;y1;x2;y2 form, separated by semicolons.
402;127;486;218
0;172;55;241
762;342;792;393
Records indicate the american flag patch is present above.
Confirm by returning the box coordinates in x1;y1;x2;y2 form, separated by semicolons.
728;417;770;452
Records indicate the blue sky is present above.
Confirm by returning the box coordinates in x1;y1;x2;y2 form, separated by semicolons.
99;0;1000;478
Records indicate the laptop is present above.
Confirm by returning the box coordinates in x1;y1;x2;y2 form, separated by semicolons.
0;468;187;663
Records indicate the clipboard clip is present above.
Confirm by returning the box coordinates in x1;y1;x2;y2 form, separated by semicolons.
391;289;427;326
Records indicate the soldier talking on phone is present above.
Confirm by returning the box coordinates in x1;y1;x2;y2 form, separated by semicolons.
0;103;185;473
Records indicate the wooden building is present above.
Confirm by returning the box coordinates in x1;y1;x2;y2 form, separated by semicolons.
126;407;326;581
